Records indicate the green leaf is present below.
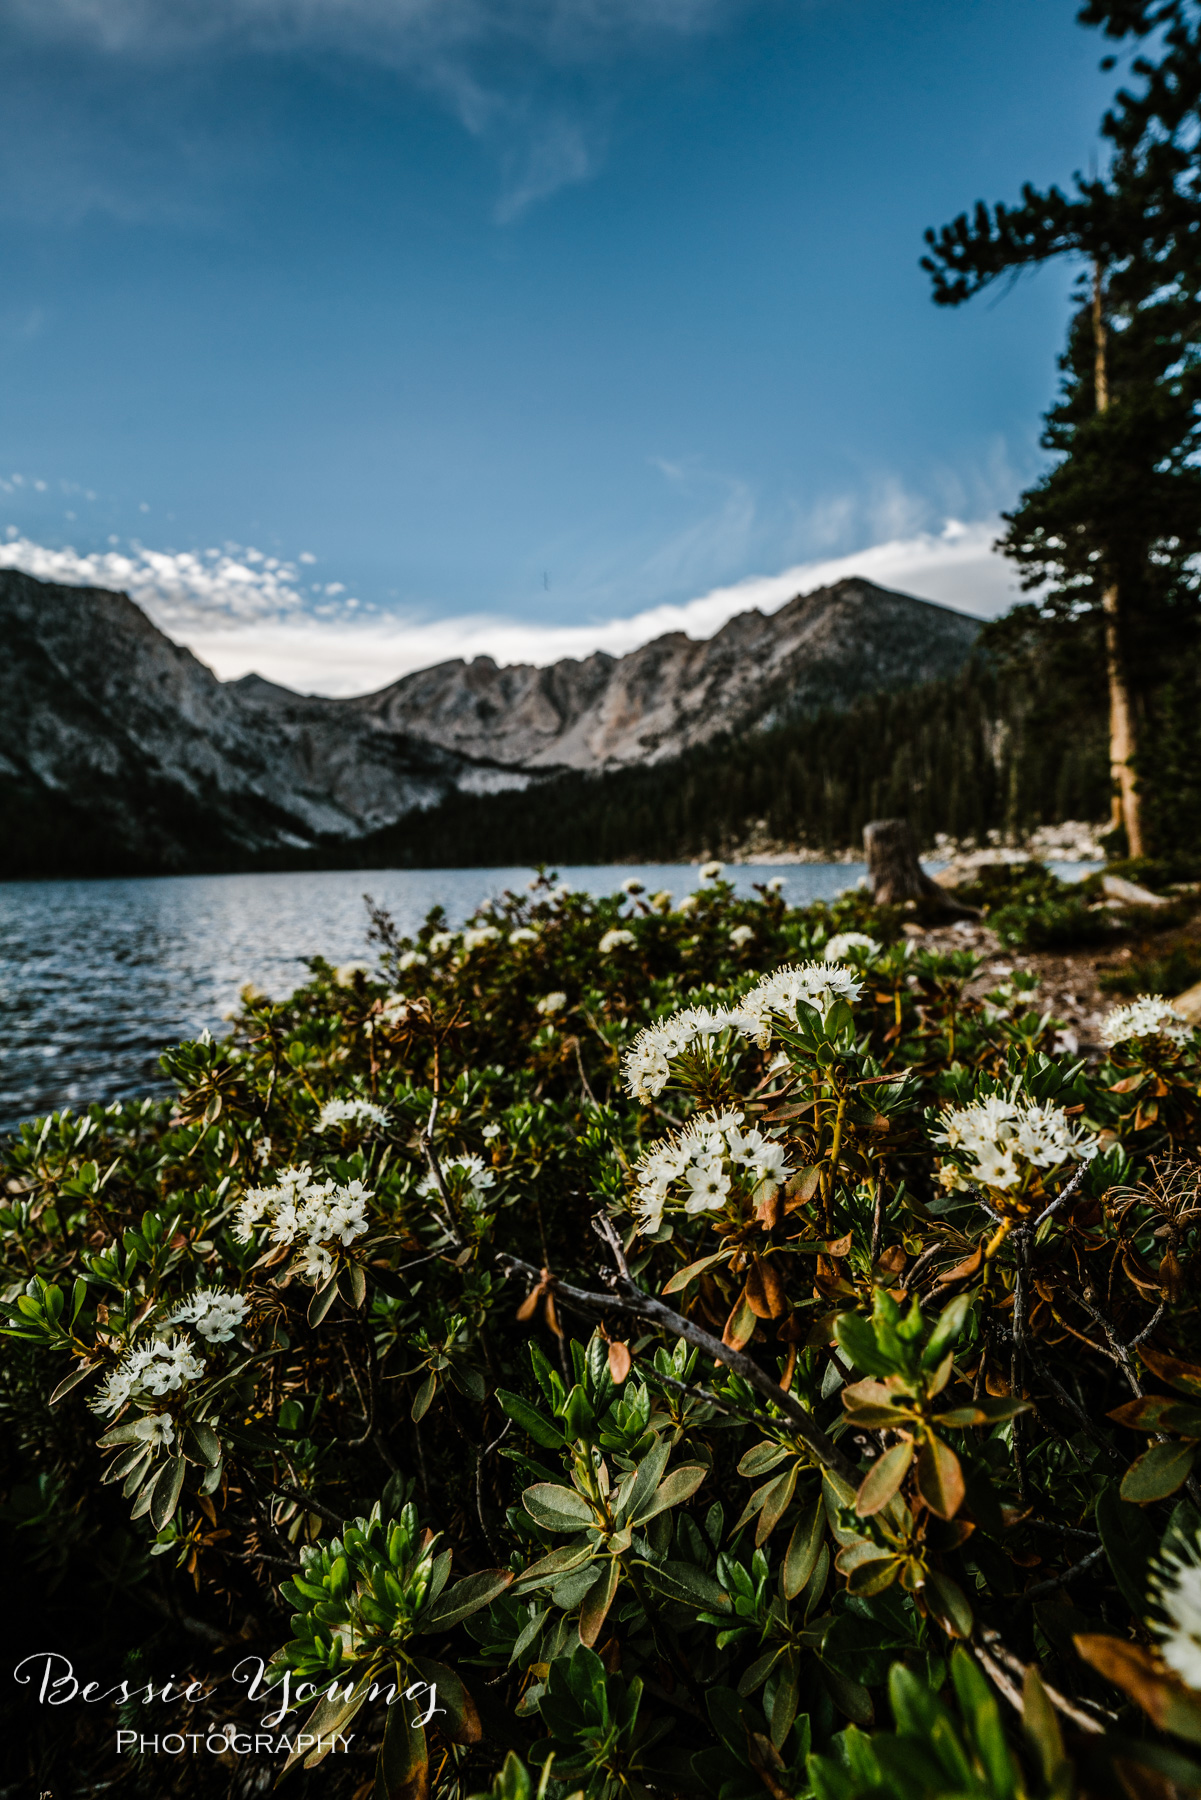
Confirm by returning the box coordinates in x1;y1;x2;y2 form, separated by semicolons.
632;1463;708;1526
578;1559;620;1647
737;1441;790;1478
150;1455;186;1531
952;1644;1017;1799
49;1360;98;1404
1096;1483;1157;1614
308;1276;339;1327
411;1372;437;1422
374;1688;429;1800
620;1436;670;1525
834;1312;895;1378
523;1483;598;1532
428;1568;514;1628
783;1494;825;1599
922;1294;971;1369
662;1250;730;1295
279;1680;370;1777
647;1560;730;1611
496;1390;567;1450
925;1569;973;1640
1121;1440;1199;1504
937;1396;1031;1426
410;1656;481;1745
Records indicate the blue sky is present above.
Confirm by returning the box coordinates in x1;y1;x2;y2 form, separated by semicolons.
0;0;1121;692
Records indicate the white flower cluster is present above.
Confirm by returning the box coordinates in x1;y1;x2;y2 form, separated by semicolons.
729;925;754;948
824;931;881;963
463;924;501;952
1102;996;1193;1048
599;928;636;953
316;1096;389;1132
396;950;427;972
737;962;862;1046
632;1109;793;1232
700;861;724;879
419;1152;496;1212
621;963;861;1100
1152;1534;1201;1690
166;1288;249;1343
536;991;567;1016
621;878;645;895
92;1333;207;1418
623;1003;758;1100
933;1093;1100;1193
333;962;370;986
509;927;539;945
428;931;456;956
676;894;699;916
236;1165;372;1284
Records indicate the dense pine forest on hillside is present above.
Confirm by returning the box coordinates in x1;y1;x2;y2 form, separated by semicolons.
359;620;1116;867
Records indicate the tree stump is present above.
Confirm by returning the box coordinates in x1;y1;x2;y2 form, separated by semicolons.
863;819;981;921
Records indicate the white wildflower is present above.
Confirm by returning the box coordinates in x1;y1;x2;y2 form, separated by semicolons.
933;1092;1099;1193
676;894;700;915
536;992;568;1016
631;1107;792;1231
599;928;636;953
130;1413;176;1453
824;932;881;963
700;861;724;880
482;1122;501;1140
684;1162;731;1212
463;924;501;952
93;1334;208;1417
167;1288;249;1343
428;932;456;955
1152;1533;1201;1691
379;994;414;1026
621;1004;759;1100
317;1096;389;1133
234;1164;373;1281
420;1152;496;1211
1102;996;1192;1048
738;962;862;1047
509;927;539;945
333;962;370;986
397;950;427;972
621;877;645;895
253;1134;272;1165
730;925;754;948
766;876;786;893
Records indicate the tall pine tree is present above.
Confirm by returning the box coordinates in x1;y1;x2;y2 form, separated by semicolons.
922;0;1201;855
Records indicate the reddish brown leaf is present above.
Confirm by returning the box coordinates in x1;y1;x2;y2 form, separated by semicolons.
915;1436;965;1519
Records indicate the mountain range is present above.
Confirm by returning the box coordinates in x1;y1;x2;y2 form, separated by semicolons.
0;567;980;876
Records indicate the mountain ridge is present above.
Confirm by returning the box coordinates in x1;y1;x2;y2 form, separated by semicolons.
0;568;981;876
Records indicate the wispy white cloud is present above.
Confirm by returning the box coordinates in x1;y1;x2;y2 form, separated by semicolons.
0;530;322;625
0;517;1018;696
1;0;739;219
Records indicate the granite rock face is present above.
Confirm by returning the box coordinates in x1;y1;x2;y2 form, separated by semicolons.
0;570;487;869
0;568;980;873
354;578;980;769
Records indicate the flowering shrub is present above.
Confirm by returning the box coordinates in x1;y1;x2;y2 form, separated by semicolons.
3;868;1201;1799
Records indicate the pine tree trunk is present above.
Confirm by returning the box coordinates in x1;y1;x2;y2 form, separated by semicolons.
1093;262;1145;857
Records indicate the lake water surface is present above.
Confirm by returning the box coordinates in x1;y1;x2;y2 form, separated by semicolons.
0;861;1091;1131
0;864;865;1129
